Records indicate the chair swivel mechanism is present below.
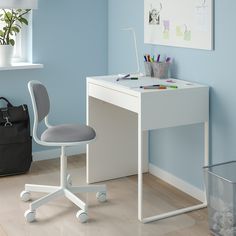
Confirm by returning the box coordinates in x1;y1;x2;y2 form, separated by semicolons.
20;80;106;223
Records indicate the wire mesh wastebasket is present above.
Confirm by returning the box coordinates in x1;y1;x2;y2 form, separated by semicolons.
204;161;236;236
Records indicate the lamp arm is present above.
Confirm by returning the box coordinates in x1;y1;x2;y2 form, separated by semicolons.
121;27;141;75
132;29;140;74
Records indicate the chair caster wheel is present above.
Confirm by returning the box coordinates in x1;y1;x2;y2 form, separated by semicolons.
20;191;31;202
67;174;72;187
76;210;88;223
96;192;107;203
24;210;36;223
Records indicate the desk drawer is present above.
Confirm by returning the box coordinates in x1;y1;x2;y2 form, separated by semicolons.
88;83;139;113
141;87;209;130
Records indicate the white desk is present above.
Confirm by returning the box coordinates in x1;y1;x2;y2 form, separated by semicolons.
86;75;209;223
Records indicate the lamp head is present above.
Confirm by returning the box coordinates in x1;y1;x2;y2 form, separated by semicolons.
121;27;134;32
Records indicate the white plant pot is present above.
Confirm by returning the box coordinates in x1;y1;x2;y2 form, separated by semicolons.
0;45;14;67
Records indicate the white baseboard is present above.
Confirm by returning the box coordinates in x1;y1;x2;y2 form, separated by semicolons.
149;163;205;202
33;151;204;202
33;146;86;162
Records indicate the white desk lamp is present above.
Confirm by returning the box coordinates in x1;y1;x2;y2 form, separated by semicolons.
121;28;143;76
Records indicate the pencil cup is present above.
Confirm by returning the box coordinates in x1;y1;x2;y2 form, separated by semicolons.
152;62;170;79
144;62;153;77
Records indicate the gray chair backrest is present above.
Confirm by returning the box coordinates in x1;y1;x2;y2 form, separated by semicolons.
30;82;50;122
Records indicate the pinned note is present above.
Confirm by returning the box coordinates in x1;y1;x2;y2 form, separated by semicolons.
163;30;170;40
176;26;184;37
195;5;208;32
184;30;192;41
163;20;170;40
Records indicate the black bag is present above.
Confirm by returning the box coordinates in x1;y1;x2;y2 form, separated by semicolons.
0;97;32;176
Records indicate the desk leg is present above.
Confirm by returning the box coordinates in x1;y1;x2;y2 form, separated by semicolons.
138;121;209;223
138;115;143;221
203;121;209;204
204;121;209;167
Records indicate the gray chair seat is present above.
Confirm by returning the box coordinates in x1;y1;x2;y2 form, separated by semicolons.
41;124;96;143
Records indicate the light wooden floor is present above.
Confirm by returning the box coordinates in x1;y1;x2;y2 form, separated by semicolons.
0;155;210;236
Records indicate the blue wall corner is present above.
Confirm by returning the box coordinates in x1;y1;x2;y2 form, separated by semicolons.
108;0;236;189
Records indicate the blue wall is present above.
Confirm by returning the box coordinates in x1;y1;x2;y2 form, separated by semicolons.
1;0;235;190
0;0;108;152
108;0;236;189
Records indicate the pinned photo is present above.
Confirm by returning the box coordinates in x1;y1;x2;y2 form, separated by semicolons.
148;3;162;25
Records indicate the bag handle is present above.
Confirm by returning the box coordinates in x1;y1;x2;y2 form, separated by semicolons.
0;97;13;108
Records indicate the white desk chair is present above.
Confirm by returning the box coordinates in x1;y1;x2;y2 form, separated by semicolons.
20;80;106;223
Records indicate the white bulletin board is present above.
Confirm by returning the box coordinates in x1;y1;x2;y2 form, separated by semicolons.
144;0;213;50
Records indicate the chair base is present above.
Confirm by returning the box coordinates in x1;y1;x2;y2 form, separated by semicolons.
21;147;106;223
21;175;106;223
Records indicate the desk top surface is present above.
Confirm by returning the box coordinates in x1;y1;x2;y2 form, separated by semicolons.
87;75;208;95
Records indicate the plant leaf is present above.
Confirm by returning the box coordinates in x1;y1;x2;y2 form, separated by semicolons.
19;17;28;25
9;39;15;46
16;24;22;29
12;26;20;33
4;12;12;21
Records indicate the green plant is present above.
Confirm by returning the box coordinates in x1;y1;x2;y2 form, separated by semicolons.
0;9;31;46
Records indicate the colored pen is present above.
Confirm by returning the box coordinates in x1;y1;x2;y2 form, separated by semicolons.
166;85;178;89
140;85;166;89
119;77;138;80
144;55;147;62
166;57;171;63
116;74;130;81
140;85;178;89
157;54;160;62
160;85;178;89
166;80;176;83
140;84;160;89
